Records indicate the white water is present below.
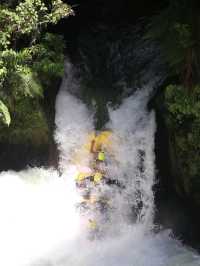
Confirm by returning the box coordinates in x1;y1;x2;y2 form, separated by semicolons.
0;61;199;266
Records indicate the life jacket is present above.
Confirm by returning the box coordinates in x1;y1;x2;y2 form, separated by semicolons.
75;172;90;182
97;151;105;161
93;172;103;183
88;219;97;230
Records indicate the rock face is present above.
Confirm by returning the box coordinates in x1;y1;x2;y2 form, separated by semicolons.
167;130;200;248
162;85;200;207
153;88;200;249
167;127;200;204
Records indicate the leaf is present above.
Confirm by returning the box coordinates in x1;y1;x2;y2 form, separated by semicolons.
19;70;43;98
0;100;11;126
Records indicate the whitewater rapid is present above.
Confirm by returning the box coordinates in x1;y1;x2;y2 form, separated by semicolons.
0;61;199;266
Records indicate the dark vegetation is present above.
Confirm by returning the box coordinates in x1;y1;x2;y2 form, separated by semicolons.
148;0;200;249
0;0;73;169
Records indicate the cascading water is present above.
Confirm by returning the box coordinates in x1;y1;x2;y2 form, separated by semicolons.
35;60;200;266
0;34;200;266
106;88;156;230
54;61;156;240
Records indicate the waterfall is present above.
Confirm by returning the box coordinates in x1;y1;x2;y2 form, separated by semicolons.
45;60;199;266
107;89;156;230
54;60;156;235
0;59;199;265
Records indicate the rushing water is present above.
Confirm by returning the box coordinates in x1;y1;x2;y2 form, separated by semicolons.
0;58;200;265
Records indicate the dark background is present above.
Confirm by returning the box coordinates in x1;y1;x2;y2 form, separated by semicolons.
53;0;168;44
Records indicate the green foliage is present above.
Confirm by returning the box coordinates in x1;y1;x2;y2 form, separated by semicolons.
173;23;193;49
16;69;43;98
165;84;200;174
0;98;49;145
0;0;73;49
0;49;44;107
152;0;200;205
0;100;11;126
165;84;200;125
165;83;200;201
147;0;200;88
0;0;72;129
32;33;65;80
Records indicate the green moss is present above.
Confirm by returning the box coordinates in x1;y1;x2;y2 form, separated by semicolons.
0;32;66;146
0;97;49;146
165;84;200;204
0;1;72;131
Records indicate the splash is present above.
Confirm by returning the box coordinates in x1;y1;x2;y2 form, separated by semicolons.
45;61;200;266
54;60;157;238
0;168;80;266
106;88;156;231
54;61;94;171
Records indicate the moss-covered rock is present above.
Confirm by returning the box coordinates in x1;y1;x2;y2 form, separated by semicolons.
0;98;49;146
0;96;50;170
163;84;200;206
